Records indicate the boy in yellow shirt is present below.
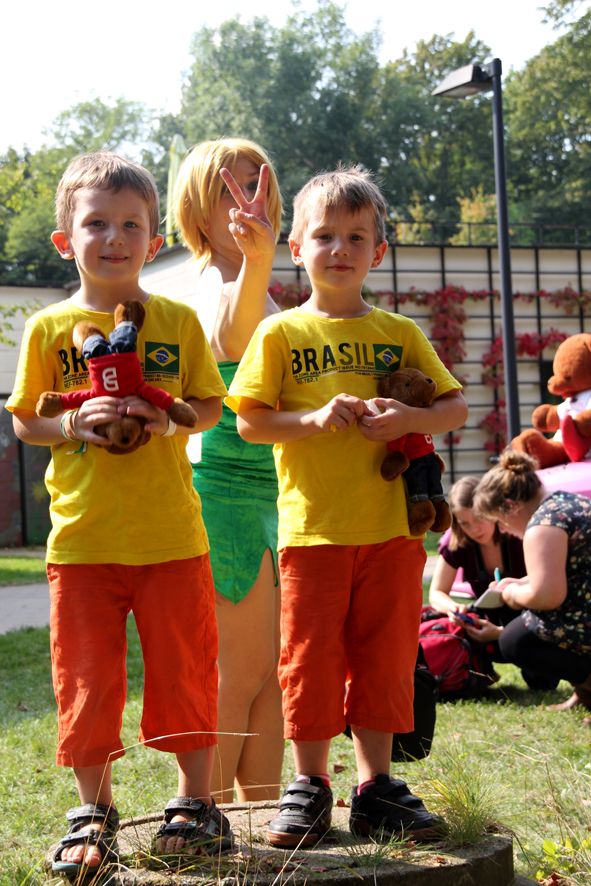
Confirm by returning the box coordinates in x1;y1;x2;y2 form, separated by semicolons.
6;152;230;879
227;166;467;847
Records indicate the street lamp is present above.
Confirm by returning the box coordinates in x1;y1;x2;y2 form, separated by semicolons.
432;58;521;439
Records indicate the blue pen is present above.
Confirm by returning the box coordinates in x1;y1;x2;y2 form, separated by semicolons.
494;567;502;582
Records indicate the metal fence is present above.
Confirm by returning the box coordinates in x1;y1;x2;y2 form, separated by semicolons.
2;238;590;545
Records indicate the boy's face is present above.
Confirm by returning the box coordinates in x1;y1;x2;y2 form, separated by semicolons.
289;201;387;296
51;187;163;288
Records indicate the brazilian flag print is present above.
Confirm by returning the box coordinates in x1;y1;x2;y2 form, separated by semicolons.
373;344;402;372
144;342;180;376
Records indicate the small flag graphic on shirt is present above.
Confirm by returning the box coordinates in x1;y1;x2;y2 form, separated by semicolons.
144;342;179;374
374;345;402;372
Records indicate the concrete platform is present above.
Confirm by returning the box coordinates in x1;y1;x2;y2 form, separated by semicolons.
46;802;532;885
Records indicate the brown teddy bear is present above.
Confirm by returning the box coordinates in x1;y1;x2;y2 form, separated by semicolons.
377;367;452;536
511;333;591;468
36;300;197;454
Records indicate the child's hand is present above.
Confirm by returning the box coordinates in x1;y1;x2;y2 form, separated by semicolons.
119;396;169;436
220;164;275;262
314;394;368;433
357;396;414;441
74;396;129;447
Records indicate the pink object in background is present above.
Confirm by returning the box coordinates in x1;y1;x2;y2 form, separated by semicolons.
537;458;591;498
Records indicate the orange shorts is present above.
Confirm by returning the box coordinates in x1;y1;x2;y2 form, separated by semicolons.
278;538;425;741
47;556;218;768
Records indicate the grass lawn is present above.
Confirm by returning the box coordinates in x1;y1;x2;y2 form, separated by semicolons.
1;616;589;883
0;542;440;587
423;531;439;557
0;557;47;587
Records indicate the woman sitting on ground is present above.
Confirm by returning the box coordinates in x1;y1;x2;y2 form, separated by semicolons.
429;475;557;690
472;450;591;723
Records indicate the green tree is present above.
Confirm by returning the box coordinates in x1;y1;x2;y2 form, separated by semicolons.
505;5;591;230
178;5;500;234
394;194;439;244
391;33;496;226
49;97;152;156
0;99;157;285
449;186;497;245
0;146;74;284
179;1;384;210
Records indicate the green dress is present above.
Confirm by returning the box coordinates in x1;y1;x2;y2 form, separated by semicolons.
193;361;279;603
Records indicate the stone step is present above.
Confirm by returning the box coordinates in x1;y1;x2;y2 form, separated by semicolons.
47;801;525;884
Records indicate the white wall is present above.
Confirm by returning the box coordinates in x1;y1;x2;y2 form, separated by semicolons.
4;243;590;478
0;287;67;395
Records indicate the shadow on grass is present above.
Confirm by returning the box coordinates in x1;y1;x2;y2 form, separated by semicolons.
485;682;570;709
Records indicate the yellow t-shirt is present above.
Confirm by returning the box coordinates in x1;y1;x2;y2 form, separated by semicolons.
6;294;227;565
227;307;462;548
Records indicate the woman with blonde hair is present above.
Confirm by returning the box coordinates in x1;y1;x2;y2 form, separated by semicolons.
173;138;284;801
473;449;591;722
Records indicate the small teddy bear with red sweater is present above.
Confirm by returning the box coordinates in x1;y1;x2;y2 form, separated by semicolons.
36;300;197;454
377;367;451;536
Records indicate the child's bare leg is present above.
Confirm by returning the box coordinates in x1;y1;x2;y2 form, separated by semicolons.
59;762;113;868
156;746;215;855
292;739;331;777
350;726;392;784
213;551;284;802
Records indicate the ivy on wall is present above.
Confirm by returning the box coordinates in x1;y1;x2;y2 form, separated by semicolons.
269;281;590;461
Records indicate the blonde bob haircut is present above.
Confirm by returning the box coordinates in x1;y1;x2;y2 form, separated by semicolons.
173;138;283;264
55;151;161;238
289;164;387;246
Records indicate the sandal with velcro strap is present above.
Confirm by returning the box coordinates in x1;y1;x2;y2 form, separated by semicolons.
154;796;234;855
52;802;119;882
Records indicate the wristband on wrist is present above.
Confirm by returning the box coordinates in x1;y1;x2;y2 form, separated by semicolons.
162;417;177;437
59;409;79;441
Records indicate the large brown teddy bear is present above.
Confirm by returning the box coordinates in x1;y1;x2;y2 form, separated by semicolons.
377;367;452;536
36;300;197;454
511;333;591;468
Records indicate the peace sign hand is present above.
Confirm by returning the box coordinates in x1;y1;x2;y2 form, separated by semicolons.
219;164;276;262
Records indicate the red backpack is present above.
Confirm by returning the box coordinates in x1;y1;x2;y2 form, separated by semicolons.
418;608;498;699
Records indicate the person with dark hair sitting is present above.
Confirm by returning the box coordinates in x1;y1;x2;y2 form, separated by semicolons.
429;475;558;691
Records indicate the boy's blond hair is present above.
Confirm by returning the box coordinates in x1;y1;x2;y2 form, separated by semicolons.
173;138;283;264
289;165;387;245
55;152;161;238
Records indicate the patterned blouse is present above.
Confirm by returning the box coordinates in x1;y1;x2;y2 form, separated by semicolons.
523;491;591;654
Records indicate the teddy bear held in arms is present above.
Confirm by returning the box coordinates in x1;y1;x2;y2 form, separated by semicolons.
36;300;197;454
377;367;451;536
511;332;591;468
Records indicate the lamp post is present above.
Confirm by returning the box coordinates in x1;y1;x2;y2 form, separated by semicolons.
432;58;521;438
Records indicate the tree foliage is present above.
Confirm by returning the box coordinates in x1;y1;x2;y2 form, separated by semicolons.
505;6;591;228
0;99;161;285
1;0;590;285
176;4;502;233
